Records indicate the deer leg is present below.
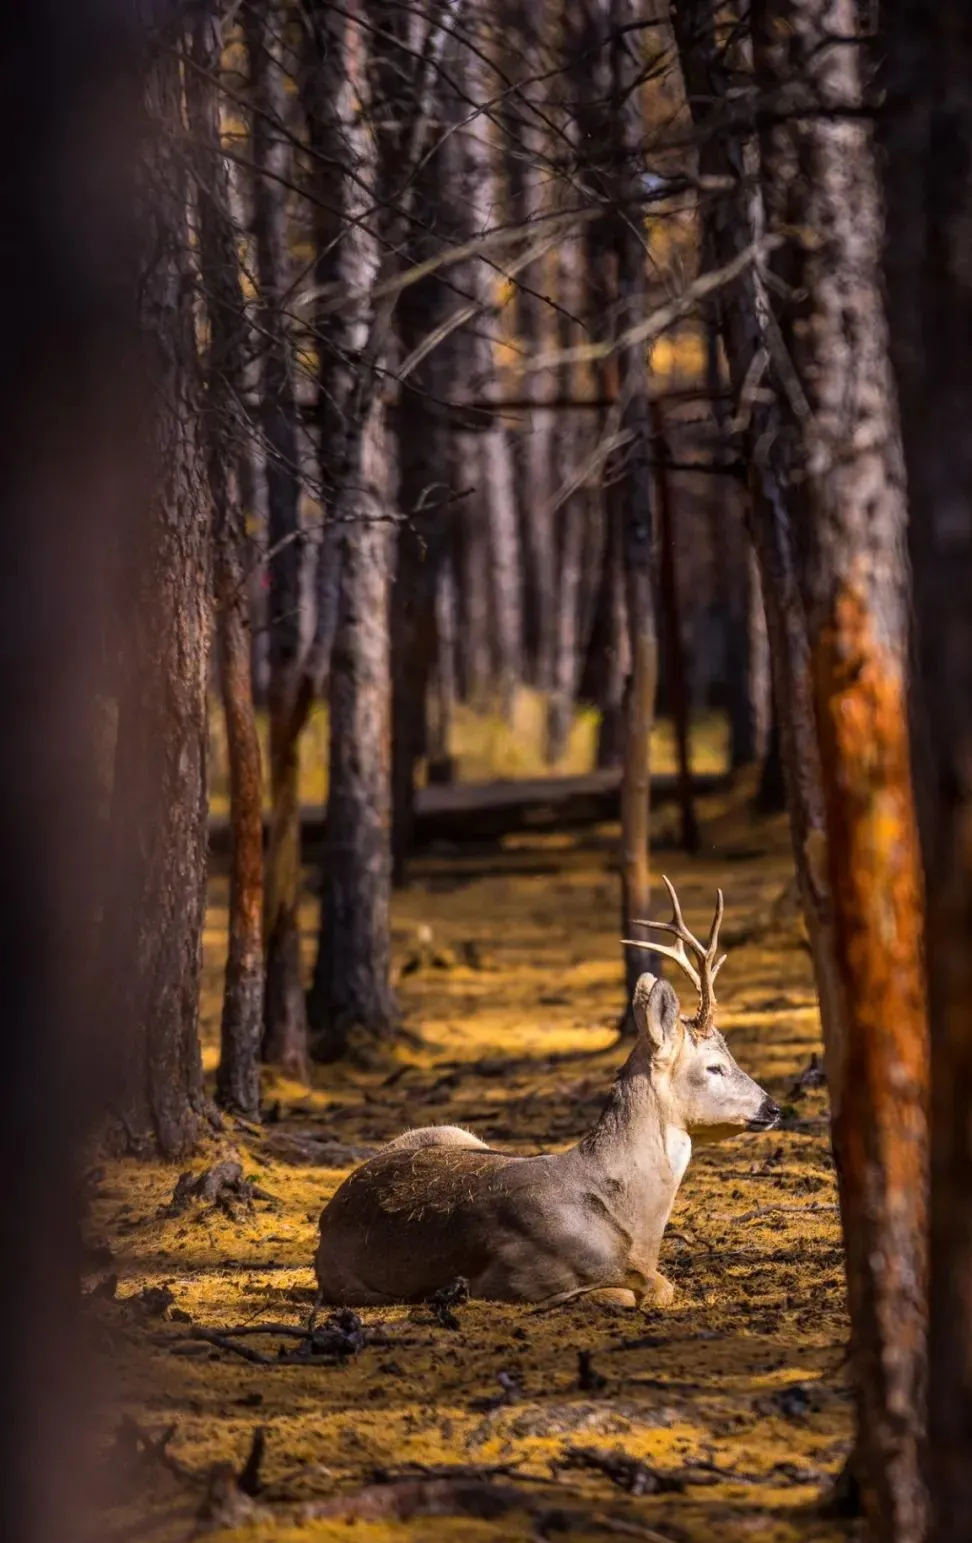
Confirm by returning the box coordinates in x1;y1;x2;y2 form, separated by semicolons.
583;1287;639;1308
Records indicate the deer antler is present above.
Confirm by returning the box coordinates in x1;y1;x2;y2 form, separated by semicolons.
624;876;726;1036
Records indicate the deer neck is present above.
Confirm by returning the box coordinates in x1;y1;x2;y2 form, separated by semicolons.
575;1040;691;1249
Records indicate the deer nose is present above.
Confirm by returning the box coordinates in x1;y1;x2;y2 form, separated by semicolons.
748;1095;781;1131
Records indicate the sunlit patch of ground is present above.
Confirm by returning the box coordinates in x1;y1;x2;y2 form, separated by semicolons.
207;690;729;819
89;783;854;1543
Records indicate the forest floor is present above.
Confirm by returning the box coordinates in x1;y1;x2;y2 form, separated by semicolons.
88;775;855;1543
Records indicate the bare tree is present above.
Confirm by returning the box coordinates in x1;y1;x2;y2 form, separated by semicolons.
880;3;972;1537
187;1;264;1121
244;0;310;1081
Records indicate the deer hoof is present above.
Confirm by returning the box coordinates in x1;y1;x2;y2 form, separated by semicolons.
644;1273;675;1308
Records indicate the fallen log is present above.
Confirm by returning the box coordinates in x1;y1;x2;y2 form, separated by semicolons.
208;769;729;859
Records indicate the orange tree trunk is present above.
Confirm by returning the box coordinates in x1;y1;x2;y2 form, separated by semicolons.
880;4;972;1537
751;1;929;1535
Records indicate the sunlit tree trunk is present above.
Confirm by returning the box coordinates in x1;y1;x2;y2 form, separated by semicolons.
751;4;929;1537
187;3;264;1122
245;0;309;1081
104;41;210;1156
880;5;972;1537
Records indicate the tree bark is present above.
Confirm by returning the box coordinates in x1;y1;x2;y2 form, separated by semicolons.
879;6;972;1538
103;39;210;1157
751;4;929;1537
245;0;309;1081
187;3;264;1122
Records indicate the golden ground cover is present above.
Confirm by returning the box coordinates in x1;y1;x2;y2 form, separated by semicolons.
89;785;853;1543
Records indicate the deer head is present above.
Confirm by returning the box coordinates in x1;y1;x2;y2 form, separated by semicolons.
625;879;780;1143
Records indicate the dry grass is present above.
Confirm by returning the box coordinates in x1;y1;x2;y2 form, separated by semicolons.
89;780;853;1543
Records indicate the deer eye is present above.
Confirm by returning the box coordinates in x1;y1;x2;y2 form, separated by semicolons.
707;1064;727;1077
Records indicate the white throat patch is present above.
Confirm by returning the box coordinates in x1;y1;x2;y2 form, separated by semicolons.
665;1127;692;1184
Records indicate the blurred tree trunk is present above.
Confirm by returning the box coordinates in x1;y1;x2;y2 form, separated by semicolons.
880;6;972;1539
751;3;929;1537
187;3;264;1122
429;559;458;780
245;0;309;1081
2;0;146;1534
104;41;210;1156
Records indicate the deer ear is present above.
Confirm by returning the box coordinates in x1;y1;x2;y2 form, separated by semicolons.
633;976;682;1060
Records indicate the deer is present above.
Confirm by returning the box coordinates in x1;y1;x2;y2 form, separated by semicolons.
314;879;780;1310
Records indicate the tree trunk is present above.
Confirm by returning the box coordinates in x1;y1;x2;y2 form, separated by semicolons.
545;211;591;766
245;0;309;1081
303;0;397;1057
593;500;629;769
515;1;558;690
391;139;455;882
653;404;698;854
879;6;972;1538
751;4;929;1537
102;40;210;1157
756;686;787;813
453;30;523;719
706;321;769;771
2;0;146;1532
606;0;661;1008
187;4;264;1122
429;559;458;780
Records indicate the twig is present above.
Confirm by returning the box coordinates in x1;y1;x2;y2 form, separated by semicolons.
724;1202;838;1225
